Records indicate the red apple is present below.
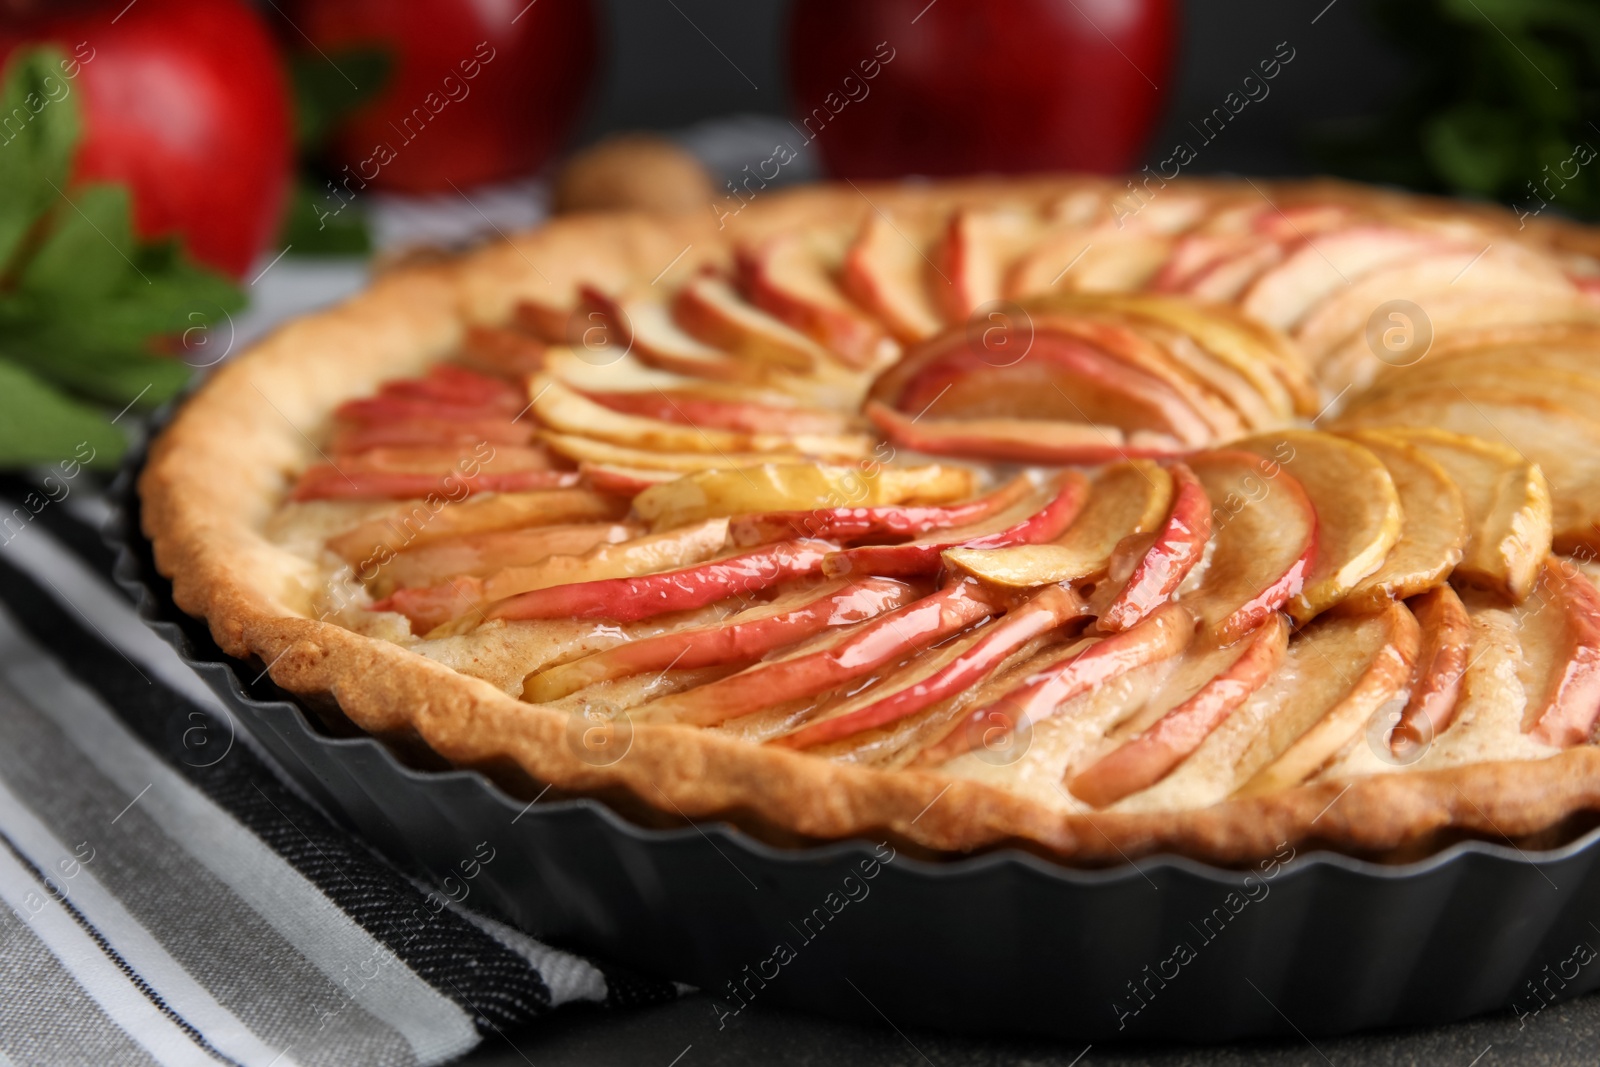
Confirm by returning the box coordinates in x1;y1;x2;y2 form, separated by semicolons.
787;0;1175;178
287;0;598;193
0;0;294;277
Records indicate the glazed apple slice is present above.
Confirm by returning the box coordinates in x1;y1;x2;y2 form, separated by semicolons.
945;461;1174;588
865;401;1185;467
1523;561;1600;747
330;418;537;453
579;464;682;496
329;444;557;474
377;518;733;630
372;522;639;597
290;466;579;502
542;432;817;472
1181;450;1319;643
1354;362;1600;434
327;487;626;563
380;364;524;404
672;275;827;372
1234;600;1420;796
774;584;1086;750
580;389;858;436
522;576;915;702
334;394;520;425
1231;431;1401;624
635;462;976;532
823;472;1089;578
1006;228;1171;297
458;325;547;379
914;602;1195;766
1336;431;1467;610
730;475;1035;546
840;209;944;342
1351;427;1550;601
736;233;896;368
582;288;759;383
1067;613;1290;807
484;539;833;623
1097;463;1211;631
1239;226;1460;331
631;577;1006;726
1336;388;1599;554
934;207;1044;321
1389;584;1472;756
530;377;871;459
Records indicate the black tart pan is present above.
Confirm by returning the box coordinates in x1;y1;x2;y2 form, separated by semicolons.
107;440;1600;1042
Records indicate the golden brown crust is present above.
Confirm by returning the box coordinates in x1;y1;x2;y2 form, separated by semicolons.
141;176;1600;867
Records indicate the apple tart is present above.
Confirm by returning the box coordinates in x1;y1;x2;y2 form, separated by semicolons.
141;177;1600;865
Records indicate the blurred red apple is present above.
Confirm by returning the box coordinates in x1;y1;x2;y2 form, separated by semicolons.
289;0;599;193
787;0;1176;178
0;0;294;278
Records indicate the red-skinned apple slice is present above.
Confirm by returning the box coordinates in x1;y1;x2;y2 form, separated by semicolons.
824;472;1088;578
523;576;916;702
1234;600;1420;796
1525;561;1600;747
330;418;537;453
774;584;1086;749
459;325;547;379
372;522;639;597
1240;226;1462;331
379;364;523;405
1067;612;1290;807
736;234;895;368
327;488;626;563
865;401;1185;466
630;577;1005;727
579;464;682;496
542;433;817;472
484;539;833;623
840;209;943;342
579;389;858;435
1182;450;1319;643
914;602;1195;766
291;467;579;502
945;461;1174;588
1232;431;1401;624
582;287;760;383
329;444;556;474
934;207;1043;321
635;463;976;531
672;275;827;371
1097;463;1211;631
729;476;1035;547
334;395;519;425
1390;585;1471;755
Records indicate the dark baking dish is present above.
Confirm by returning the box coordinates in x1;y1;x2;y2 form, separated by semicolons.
108;440;1600;1042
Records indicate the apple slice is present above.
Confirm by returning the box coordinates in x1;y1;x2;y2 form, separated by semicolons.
774;584;1086;749
579;389;858;435
1232;431;1402;624
730;475;1034;546
1182;240;1288;302
630;578;1006;726
1234;600;1420;796
945;461;1174;588
935;207;1044;321
1358;427;1551;602
329;418;537;453
522;576;915;702
1181;450;1319;643
541;432;817;472
824;472;1089;578
1523;561;1600;747
1389;584;1472;756
484;538;833;623
736;233;896;368
378;518;733;631
372;522;639;597
334;393;520;425
327;487;626;563
840;209;944;342
381;363;523;403
1239;226;1461;331
672;275;827;372
1355;362;1600;432
581;288;760;383
459;325;547;379
327;444;556;474
1097;463;1211;631
914;602;1195;766
579;464;682;496
1336;389;1600;554
1335;431;1467;610
865;400;1185;467
1007;228;1171;297
530;377;871;458
634;462;976;532
1067;613;1290;807
291;466;579;502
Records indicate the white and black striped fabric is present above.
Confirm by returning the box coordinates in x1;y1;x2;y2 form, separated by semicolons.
0;476;677;1066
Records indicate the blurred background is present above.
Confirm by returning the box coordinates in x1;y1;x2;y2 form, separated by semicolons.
0;0;1596;468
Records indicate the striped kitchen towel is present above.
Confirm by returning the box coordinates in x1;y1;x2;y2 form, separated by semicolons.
0;478;677;1067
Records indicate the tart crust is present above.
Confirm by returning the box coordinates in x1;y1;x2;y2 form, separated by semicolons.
141;177;1600;866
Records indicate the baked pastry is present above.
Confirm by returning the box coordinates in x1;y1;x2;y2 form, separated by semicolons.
142;177;1600;866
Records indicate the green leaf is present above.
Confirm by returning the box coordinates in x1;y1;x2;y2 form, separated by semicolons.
0;359;124;470
19;183;134;301
0;46;83;273
279;175;373;255
1424;106;1523;194
290;45;393;151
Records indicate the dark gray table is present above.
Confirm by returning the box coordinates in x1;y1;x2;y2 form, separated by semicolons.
461;988;1597;1066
